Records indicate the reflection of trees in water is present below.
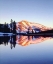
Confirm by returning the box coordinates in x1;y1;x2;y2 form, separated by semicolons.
0;35;16;49
0;35;53;49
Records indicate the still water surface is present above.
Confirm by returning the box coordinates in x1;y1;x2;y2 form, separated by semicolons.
0;36;53;64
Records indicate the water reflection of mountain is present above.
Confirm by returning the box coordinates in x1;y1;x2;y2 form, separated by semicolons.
0;35;53;49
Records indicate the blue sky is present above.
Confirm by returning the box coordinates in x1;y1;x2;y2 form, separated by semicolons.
0;0;53;27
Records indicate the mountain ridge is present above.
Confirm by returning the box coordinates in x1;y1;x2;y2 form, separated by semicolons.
16;20;53;32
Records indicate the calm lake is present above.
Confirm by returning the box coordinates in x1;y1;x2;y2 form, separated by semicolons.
0;35;53;64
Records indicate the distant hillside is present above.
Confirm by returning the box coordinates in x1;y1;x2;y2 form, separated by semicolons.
39;29;53;33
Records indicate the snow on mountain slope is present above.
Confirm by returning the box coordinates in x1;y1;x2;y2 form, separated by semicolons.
16;20;53;32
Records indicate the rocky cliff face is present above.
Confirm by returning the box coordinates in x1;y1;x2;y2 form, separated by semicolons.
16;20;53;32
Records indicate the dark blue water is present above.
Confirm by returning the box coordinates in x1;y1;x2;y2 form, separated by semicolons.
0;36;53;64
